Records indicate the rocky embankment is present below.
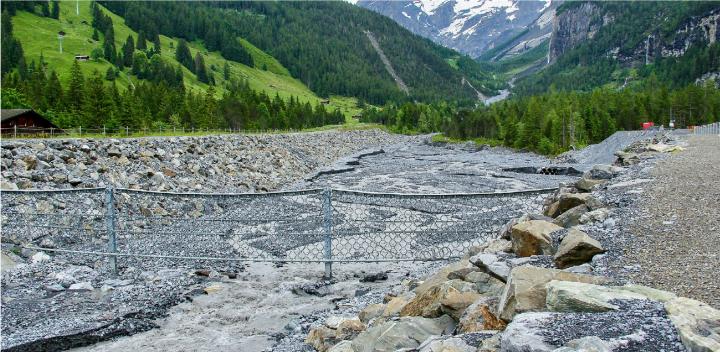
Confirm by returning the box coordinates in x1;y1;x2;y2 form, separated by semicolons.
0;130;411;192
303;135;720;352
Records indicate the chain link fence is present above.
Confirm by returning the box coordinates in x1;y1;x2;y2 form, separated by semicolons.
1;187;554;277
694;122;720;135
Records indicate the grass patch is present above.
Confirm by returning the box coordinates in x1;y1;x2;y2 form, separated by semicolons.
11;1;361;116
431;133;503;147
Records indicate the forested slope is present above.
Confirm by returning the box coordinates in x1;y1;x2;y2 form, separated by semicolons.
100;1;504;105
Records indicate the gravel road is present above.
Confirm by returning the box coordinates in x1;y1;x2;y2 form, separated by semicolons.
619;135;720;308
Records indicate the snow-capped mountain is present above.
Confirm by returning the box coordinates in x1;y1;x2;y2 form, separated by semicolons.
354;0;558;59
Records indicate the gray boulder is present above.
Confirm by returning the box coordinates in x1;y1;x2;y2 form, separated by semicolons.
553;229;605;269
350;315;455;352
552;205;589;228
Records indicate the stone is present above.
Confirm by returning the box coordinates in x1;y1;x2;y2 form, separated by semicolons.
544;193;603;218
107;147;123;157
327;341;354;352
500;312;556;352
498;218;520;240
306;326;338;352
552;205;589;228
31;251;51;264
360;272;388;282
1;252;18;271
469;253;511;282
325;316;355;329
465;271;505;296
559;336;612;352
417;335;476;352
161;167;177;177
68;282;94;291
401;280;477;318
563;263;593;274
440;290;482;320
545;281;648;312
457;297;505;333
335;319;365;341
496;265;608;321
510;221;562;257
350;315;455;352
579;208;610;224
553;229;605;269
414;259;471;295
383;293;413;317
586;164;623;180
664;297;720;352
615;151;640;166
203;284;222;294
448;267;482;281
45;283;65;292
479;333;501;352
359;303;385;324
1;181;18;190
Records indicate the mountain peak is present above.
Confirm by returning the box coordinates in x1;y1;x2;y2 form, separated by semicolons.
356;0;557;58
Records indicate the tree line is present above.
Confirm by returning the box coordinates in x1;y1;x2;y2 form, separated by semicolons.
99;1;503;106
362;80;720;155
2;57;344;132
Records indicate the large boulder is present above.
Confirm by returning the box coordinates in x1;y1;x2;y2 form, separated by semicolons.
496;265;608;321
664;297;720;352
501;300;685;352
553;229;605;269
500;312;556;352
350;315;455;352
306;326;338;352
383;292;414;318
544;193;603;218
574;177;607;192
359;303;385;324
401;280;476;318
414;260;472;296
457;297;506;333
417;335;476;352
578;208;610;224
335;319;365;341
510;221;563;257
585;164;623;180
439;289;482;320
469;253;511;282
552;205;589;228
545;281;649;312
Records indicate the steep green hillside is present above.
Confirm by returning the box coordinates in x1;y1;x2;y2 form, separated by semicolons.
101;1;504;106
8;1;357;114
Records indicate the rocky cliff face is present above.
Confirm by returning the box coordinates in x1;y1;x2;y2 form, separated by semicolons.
549;4;719;65
548;3;609;64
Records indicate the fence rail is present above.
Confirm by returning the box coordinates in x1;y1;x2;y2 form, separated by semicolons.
0;126;307;139
694;122;720;135
1;186;555;277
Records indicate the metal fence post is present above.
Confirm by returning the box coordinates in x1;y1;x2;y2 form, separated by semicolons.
105;187;118;275
322;188;333;279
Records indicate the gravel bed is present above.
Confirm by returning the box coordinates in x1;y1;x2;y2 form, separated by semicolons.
613;135;720;308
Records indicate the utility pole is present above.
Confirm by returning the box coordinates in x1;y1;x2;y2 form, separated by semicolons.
77;0;80;15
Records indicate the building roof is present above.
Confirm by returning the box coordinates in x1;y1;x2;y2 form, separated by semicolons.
0;109;34;122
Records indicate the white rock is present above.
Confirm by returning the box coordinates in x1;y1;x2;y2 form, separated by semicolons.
31;251;51;264
68;282;94;291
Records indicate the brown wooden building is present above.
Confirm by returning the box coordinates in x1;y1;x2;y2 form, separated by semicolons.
1;109;64;136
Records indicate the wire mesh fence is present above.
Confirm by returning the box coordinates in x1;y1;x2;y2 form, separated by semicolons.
694;122;720;135
1;186;555;277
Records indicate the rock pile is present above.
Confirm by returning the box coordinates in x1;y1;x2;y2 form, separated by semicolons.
305;158;720;352
0;130;410;192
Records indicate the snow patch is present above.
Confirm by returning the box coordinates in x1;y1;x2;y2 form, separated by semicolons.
507;13;516;21
402;11;412;19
